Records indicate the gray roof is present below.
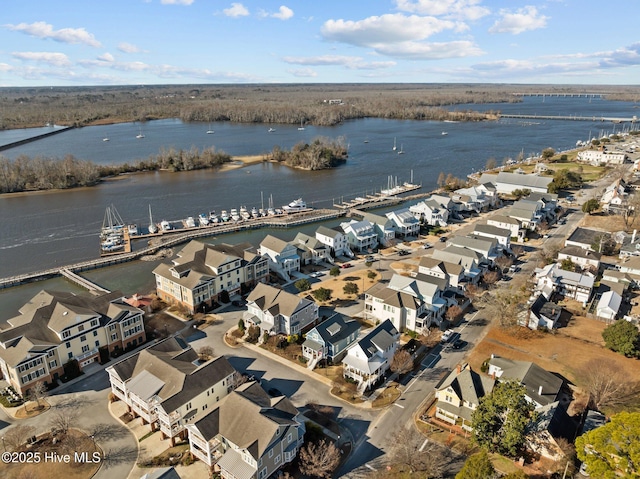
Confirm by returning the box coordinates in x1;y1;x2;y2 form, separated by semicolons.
488;215;521;226
246;283;314;318
489;357;563;406
495;171;553;189
474;224;512;238
260;234;291;253
308;313;361;347
566;228;609;247
437;366;494;406
141;467;183;479
558;246;602;261
315;225;343;239
353;319;398;360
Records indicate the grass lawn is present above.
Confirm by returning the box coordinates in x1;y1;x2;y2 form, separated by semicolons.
371;384;401;408
504;157;608;182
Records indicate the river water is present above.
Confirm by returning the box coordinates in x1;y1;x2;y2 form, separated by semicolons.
0;96;638;319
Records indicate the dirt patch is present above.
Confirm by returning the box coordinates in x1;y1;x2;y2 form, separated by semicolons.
467;324;640;386
581;213;629;233
145;311;187;338
308;269;377;302
14;400;50;418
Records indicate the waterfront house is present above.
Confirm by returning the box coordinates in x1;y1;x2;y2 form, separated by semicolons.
487;215;521;240
342;319;399;392
291;232;331;265
259;235;301;281
385;208;420;238
487;356;563;408
106;336;238;445
364;273;448;333
452;184;496;212
185;381;305;477
480;172;553;195
153;241;268;314
340;219;379;252
577;149;627;166
472;224;512;251
418;257;464;290
314;225;352;258
409;198;449;227
534;263;594;304
361;212;396;246
434;364;495;431
301;313;361;368
0;290;145;398
244;283;318;337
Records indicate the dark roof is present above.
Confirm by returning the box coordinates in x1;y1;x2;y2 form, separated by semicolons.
489;357;563;406
438;366;494;406
558;246;602;261
528;401;577;441
566;228;609;247
531;295;561;320
311;313;361;347
357;319;398;359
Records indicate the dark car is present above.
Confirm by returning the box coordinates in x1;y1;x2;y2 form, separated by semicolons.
268;388;283;397
439;236;447;243
398;249;410;256
452;339;466;350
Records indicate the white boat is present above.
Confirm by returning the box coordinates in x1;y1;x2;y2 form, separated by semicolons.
198;213;209;226
148;205;158;234
206;123;215;134
441;131;448;136
127;224;138;236
221;210;230;222
397;144;404;155
101;242;124;252
283;198;307;212
103;137;110;142
268;127;276;132
101;204;125;236
161;220;172;231
251;207;259;218
185;217;196;228
392;137;397;151
298;120;305;131
230;208;241;221
136;126;145;139
240;206;251;220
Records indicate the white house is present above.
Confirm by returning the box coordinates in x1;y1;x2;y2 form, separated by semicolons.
534;263;594;304
506;200;545;230
362;212;396;246
418;257;465;290
291;232;331;265
340;219;379;252
480;172;553;195
315;225;352;258
432;246;483;283
577;149;627;165
487;215;521;240
385;208;420;237
259;235;300;281
447;235;500;265
473;224;512;250
557;246;601;272
596;291;622;321
409;198;449;227
244;283;318;336
342;319;399;392
521;293;562;330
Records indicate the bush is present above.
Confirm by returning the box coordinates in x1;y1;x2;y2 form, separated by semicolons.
295;278;311;292
246;325;260;344
312;287;332;302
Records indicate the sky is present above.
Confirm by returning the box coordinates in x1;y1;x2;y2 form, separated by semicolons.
1;0;639;87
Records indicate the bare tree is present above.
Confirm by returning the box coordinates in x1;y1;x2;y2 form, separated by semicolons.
298;439;341;479
3;424;35;451
50;410;77;435
390;349;414;376
464;284;483;302
392;427;446;477
482;270;500;285
446;305;463;324
511;245;525;258
198;346;214;361
479;290;524;329
28;381;48;411
495;255;514;273
579;359;640;411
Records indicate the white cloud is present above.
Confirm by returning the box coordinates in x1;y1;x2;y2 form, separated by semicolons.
160;0;194;4
117;42;141;54
375;40;483;59
287;68;317;78
283;55;396;70
322;14;457;46
395;0;490;21
12;51;71;67
4;21;101;47
272;6;294;20
97;53;115;62
489;6;548;35
223;3;249;17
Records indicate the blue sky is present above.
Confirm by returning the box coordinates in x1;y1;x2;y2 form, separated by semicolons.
1;0;639;86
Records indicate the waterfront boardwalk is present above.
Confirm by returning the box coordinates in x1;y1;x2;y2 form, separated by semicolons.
499;113;637;123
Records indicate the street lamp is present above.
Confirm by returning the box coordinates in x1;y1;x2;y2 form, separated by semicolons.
1;436;5;452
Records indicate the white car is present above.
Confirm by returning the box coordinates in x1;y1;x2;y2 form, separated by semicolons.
422;243;432;249
441;330;454;342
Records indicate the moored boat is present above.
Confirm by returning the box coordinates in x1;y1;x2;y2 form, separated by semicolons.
283;198;307;212
161;220;172;231
198;213;209;226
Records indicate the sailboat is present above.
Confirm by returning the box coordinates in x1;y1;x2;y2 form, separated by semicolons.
392;137;397;151
102;137;110;142
298;120;305;131
206;123;215;134
397;144;404;155
136;127;145;139
148;205;157;234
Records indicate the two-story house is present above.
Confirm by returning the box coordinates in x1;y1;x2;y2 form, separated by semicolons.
0;290;145;398
302;313;361;368
185;381;305;478
291;232;331;265
434;364;495;431
432;246;483;283
385;208;420;238
361;212;396;246
153;241;269;313
506;200;545;231
258;235;300;281
409;198;449;227
340;219;379;252
472;224;512;251
447;235;500;266
315;226;352;258
487;215;521;240
557;246;601;273
106;336;237;446
342;319;399;392
534;263;595;304
244;283;318;337
418;257;465;290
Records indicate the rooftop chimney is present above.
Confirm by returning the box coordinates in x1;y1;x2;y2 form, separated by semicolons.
538;385;543;396
633;230;637;244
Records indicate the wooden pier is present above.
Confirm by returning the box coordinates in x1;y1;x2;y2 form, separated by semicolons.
60;269;110;294
333;183;422;210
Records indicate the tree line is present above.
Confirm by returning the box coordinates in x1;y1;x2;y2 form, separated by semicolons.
267;137;348;170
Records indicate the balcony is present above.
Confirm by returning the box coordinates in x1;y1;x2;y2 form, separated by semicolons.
77;347;98;362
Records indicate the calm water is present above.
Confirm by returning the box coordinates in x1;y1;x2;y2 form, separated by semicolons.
0;96;638;318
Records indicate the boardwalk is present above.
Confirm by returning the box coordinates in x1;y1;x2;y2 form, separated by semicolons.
500;113;637;123
60;269;111;294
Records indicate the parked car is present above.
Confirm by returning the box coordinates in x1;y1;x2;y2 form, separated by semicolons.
422;243;432;249
365;255;374;262
452;339;466;349
441;330;454;342
340;263;352;269
439;236;448;243
397;249;410;256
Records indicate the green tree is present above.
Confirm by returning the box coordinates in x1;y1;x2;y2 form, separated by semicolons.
343;282;359;295
575;411;640;478
312;287;332;302
560;258;576;271
237;318;245;333
455;450;496;479
602;320;639;357
582;198;600;215
542;147;556;160
367;270;377;280
329;266;340;278
471;381;535;457
295;278;311;292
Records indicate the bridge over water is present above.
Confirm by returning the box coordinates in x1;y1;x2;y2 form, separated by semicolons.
499;113;637;123
511;92;611;98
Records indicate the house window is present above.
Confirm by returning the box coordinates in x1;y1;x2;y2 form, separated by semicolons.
82;345;90;353
78;324;84;332
68;352;73;359
186;402;192;411
202;404;208;411
268;449;273;458
111;333;118;341
66;341;71;348
62;331;70;338
93;330;98;337
95;341;100;347
275;454;281;464
80;335;86;342
49;360;57;369
287;433;292;442
259;468;267;479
